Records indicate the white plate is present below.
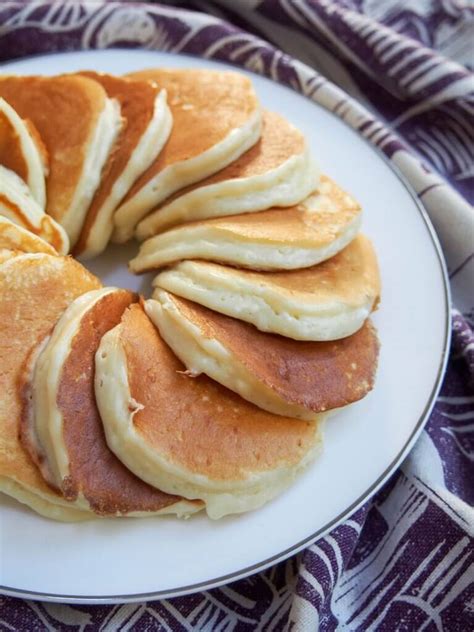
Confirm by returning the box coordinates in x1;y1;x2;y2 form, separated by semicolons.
0;50;450;604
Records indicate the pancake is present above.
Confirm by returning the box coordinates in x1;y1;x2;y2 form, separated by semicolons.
0;74;122;246
153;234;381;341
0;165;69;253
95;303;323;519
0;253;101;520
73;72;172;259
0;215;56;255
23;288;201;517
0;247;21;264
113;69;262;242
146;292;380;419
135;110;318;239
0;97;47;208
0;475;90;522
130;176;361;273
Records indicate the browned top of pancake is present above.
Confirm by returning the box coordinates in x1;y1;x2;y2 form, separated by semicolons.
0;216;56;255
0;108;48;186
74;72;160;256
0;107;28;182
120;304;318;482
0;75;108;222
170;293;379;411
0;254;100;499
260;235;379;300
55;289;185;515
158;111;304;207
122;69;259;203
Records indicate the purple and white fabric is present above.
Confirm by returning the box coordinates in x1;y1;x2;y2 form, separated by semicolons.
0;1;472;630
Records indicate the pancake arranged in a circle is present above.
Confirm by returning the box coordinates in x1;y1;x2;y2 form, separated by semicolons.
130;176;361;273
113;69;262;242
95;303;323;519
0;97;47;208
0;253;101;520
153;234;380;341
0;74;122;246
73;72;172;259
0;215;57;255
0;166;69;254
135;111;317;239
146;292;380;419
0;66;383;524
24;287;201;518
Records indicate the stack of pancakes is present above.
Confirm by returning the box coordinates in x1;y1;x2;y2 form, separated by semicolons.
0;67;380;521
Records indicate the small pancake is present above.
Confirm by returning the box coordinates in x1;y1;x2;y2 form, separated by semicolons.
113;69;261;242
153;234;381;341
73;72;172;259
136;111;317;239
146;292;380;419
0;215;56;254
0;97;47;208
23;288;201;517
130;176;361;273
0;74;122;246
0;253;101;520
95;303;323;519
0;165;69;253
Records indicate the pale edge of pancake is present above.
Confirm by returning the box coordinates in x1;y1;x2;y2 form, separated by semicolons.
135;146;319;239
0;97;47;209
129;208;362;273
0;165;69;254
32;288;118;495
0;215;57;255
94;325;324;519
78;89;173;259
0;476;198;521
0;476;93;522
153;262;374;341
30;286;199;519
61;97;122;248
112;107;263;243
145;295;330;420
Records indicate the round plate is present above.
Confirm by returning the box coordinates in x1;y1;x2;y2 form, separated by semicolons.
0;50;450;604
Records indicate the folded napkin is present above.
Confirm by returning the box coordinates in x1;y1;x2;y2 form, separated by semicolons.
0;2;472;629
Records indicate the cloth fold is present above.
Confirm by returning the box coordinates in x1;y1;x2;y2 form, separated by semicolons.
0;2;472;630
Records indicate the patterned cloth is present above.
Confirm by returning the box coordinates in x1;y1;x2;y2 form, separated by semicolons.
0;2;473;630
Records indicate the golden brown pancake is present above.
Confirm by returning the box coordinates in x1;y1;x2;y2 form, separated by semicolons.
0;75;121;246
0;165;69;254
130;175;361;273
136;110;316;239
73;72;171;258
0;97;47;208
95;303;323;518
113;68;261;242
153;234;381;341
22;288;201;517
0;253;101;520
147;292;379;419
0;215;56;255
